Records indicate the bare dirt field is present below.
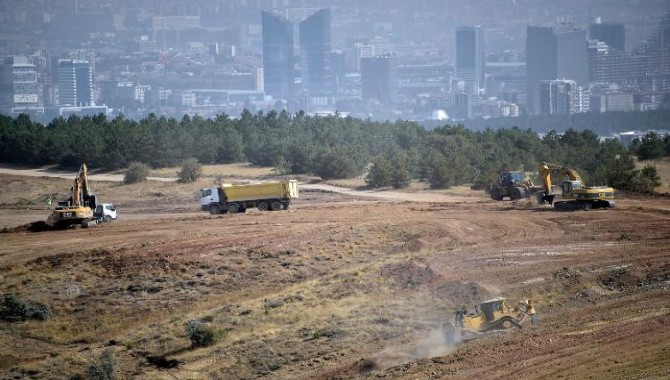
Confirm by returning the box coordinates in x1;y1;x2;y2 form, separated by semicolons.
0;166;669;379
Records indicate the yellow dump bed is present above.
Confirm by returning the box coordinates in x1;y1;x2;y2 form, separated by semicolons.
221;180;298;202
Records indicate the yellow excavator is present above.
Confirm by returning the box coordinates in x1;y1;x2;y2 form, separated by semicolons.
46;164;99;228
538;161;615;211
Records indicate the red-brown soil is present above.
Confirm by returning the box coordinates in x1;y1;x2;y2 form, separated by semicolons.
0;170;668;379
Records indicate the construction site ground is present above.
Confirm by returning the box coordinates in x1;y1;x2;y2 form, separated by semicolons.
0;166;669;379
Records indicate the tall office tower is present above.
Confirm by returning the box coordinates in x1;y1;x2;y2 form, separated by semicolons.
262;10;294;100
538;79;579;115
555;28;588;85
590;20;625;51
1;56;42;111
360;54;396;103
636;13;670;77
588;14;670;85
57;59;93;106
526;26;556;115
588;40;633;83
299;8;333;98
455;26;485;94
355;43;375;71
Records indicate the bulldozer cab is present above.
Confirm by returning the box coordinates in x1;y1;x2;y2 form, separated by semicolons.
479;298;506;322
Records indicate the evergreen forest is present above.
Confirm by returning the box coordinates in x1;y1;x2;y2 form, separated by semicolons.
1;110;667;192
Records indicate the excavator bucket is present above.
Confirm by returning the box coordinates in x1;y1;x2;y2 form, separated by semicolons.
539;192;555;205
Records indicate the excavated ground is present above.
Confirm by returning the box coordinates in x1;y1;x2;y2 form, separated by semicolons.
0;172;669;379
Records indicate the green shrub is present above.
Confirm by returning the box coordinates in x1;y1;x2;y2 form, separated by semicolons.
177;158;202;183
0;293;53;322
365;157;392;188
314;151;361;180
185;319;215;347
87;349;117;380
389;156;412;189
123;162;150;184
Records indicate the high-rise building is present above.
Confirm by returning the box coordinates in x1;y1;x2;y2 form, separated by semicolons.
455;26;485;94
355;43;375;73
262;10;294;100
1;56;42;112
590;20;625;51
526;26;588;114
588;14;670;85
57;59;93;107
526;26;556;115
361;54;396;103
299;8;333;98
539;79;582;115
555;28;588;85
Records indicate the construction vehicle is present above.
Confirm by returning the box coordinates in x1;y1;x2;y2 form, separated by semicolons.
46;164;115;228
200;180;299;214
489;171;544;201
445;297;530;343
94;203;118;222
538;161;615;211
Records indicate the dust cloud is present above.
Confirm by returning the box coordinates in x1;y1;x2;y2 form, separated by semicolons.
370;327;461;371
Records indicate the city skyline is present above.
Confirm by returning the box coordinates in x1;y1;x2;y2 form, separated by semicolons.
0;1;668;123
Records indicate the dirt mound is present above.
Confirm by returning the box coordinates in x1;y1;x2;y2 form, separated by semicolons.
431;280;491;307
381;260;439;289
1;221;51;233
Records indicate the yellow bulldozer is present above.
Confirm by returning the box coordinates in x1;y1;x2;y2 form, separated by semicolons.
445;297;533;343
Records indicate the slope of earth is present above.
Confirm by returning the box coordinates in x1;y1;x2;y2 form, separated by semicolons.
0;170;669;379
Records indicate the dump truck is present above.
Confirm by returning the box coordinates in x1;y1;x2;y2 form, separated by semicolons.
200;180;298;214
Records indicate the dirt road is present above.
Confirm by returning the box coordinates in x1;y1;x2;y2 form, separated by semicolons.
0;170;668;379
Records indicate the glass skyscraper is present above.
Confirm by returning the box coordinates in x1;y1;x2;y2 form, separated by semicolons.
57;59;93;107
262;11;294;100
299;9;333;98
455;26;485;94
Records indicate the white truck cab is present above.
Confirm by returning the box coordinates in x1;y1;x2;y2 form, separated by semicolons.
94;203;117;222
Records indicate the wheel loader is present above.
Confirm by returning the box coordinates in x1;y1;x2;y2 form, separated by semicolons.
489;171;544;201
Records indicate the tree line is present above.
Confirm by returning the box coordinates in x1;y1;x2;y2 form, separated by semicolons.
0;111;661;192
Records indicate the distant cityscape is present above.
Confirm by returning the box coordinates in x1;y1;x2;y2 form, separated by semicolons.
0;0;669;124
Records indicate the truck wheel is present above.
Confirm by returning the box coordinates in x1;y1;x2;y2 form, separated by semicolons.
257;202;269;211
227;203;240;214
270;201;282;211
104;215;112;222
209;204;221;215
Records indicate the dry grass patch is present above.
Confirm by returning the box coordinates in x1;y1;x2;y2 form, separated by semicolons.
201;163;276;178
